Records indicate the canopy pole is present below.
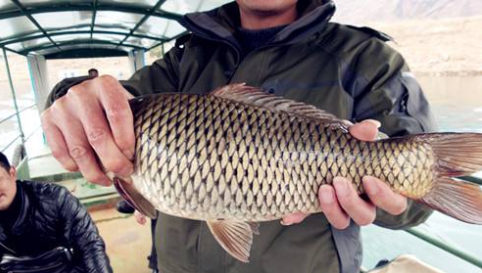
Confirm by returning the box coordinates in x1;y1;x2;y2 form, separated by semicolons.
2;47;26;145
128;49;146;74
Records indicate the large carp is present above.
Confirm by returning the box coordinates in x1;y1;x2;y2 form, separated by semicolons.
113;84;482;262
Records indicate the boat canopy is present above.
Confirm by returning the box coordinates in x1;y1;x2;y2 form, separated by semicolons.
0;0;230;165
0;0;227;59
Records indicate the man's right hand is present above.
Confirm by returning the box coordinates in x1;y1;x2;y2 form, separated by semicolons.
41;75;135;186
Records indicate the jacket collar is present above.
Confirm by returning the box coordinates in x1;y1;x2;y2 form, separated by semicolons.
180;0;336;48
0;181;29;241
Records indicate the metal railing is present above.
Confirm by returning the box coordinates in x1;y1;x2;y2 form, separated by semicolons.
0;104;40;153
1;46;41;154
0;103;37;124
1;134;22;153
405;227;482;269
0;103;36;125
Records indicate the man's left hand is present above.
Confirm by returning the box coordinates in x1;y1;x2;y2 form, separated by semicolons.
134;210;147;225
281;120;408;229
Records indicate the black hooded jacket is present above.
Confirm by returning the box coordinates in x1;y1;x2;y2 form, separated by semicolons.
0;181;112;273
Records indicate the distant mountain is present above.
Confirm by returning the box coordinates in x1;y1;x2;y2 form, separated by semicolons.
331;0;482;24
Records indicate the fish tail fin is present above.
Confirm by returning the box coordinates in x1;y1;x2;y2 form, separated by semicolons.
418;132;482;177
411;133;482;224
420;178;482;224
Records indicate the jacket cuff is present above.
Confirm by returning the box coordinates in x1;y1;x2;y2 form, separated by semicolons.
374;200;433;230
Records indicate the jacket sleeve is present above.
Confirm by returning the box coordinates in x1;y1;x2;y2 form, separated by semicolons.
44;76;89;109
56;186;113;273
348;38;438;229
121;44;184;96
44;46;184;109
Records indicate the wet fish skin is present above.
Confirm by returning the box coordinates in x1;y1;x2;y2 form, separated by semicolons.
115;84;482;262
130;91;435;221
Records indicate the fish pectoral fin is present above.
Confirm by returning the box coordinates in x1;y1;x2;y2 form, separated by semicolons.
207;220;258;263
113;177;157;219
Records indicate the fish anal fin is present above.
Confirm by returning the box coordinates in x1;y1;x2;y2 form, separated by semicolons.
420;178;482;224
113;177;157;219
207;219;257;263
211;84;349;131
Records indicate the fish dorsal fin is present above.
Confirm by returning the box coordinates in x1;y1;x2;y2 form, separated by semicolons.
212;83;349;131
113;177;157;219
207;219;258;263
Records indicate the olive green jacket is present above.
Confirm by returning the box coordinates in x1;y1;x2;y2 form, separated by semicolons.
46;1;437;272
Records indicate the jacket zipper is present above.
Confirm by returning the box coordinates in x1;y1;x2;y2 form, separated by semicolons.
6;261;64;273
0;241;17;255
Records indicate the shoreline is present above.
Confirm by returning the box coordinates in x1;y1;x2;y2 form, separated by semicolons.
414;71;482;77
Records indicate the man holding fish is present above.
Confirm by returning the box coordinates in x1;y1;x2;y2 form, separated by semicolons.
42;0;479;273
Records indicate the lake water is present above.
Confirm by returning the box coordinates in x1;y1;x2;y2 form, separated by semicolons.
416;75;482;260
1;75;482;271
418;75;482;133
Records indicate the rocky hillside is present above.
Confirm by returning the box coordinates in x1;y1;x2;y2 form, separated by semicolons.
332;0;482;25
331;0;482;75
374;16;482;76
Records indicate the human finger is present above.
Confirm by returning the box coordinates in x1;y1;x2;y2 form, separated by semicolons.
318;184;350;229
333;177;376;226
363;176;407;215
54;108;111;186
281;212;309;226
134;210;147;225
71;89;133;177
349;119;380;142
96;75;136;160
41;110;78;172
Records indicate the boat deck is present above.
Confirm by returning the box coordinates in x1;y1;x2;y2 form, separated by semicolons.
92;208;153;273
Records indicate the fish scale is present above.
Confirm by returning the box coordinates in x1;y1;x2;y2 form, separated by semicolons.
112;84;482;262
131;92;433;221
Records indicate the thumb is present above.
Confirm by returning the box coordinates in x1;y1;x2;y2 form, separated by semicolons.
281;212;309;226
349;119;380;141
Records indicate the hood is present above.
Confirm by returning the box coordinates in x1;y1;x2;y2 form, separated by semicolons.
180;0;336;48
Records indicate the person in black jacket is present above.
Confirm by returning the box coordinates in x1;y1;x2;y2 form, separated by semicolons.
0;152;112;273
